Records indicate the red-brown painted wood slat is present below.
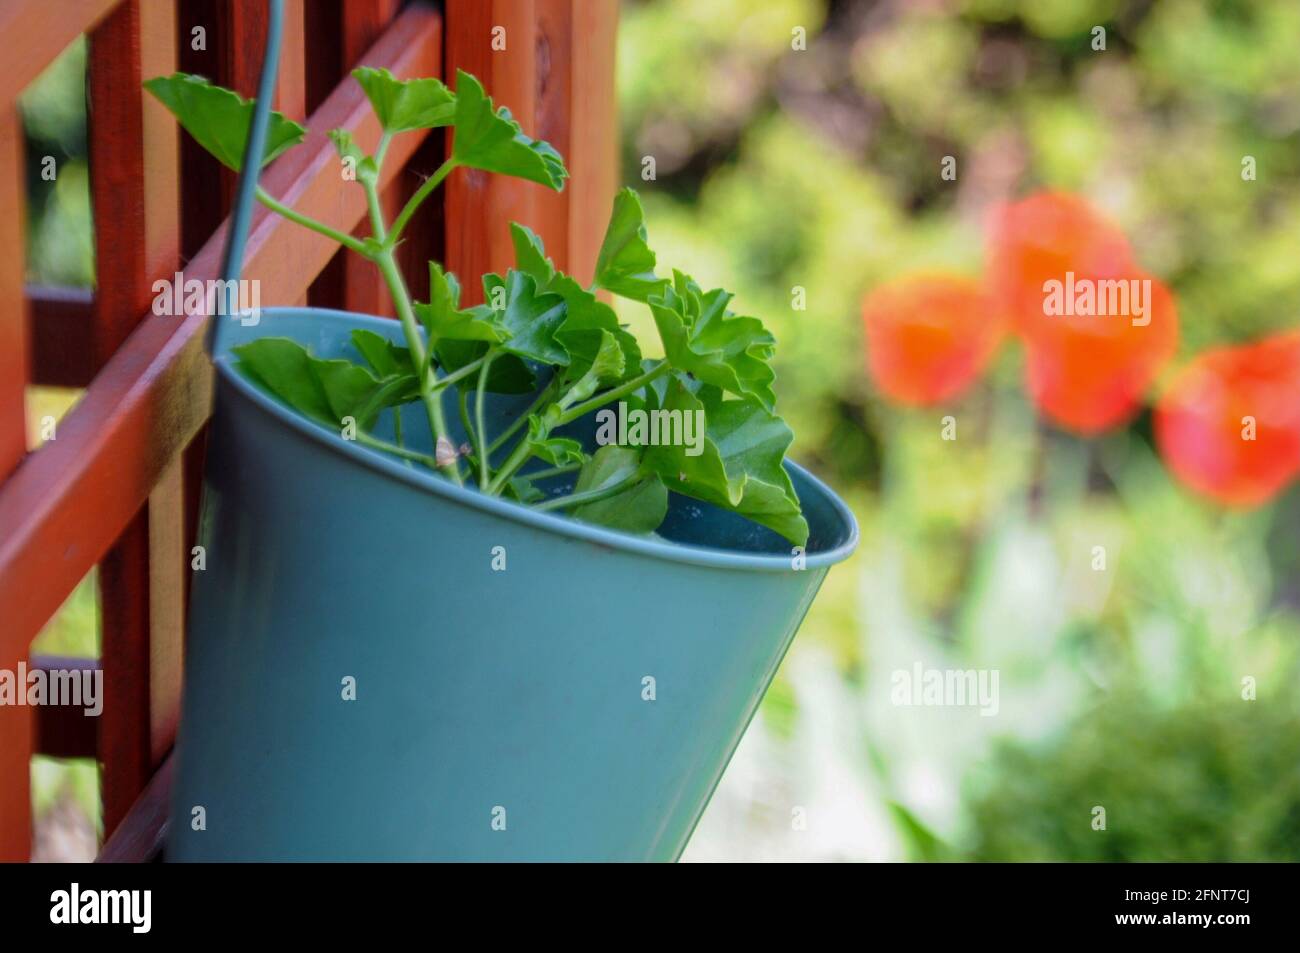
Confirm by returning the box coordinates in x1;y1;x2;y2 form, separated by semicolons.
445;0;537;304
171;0;282;603
0;106;33;862
88;0;180;365
0;2;443;678
0;116;29;479
339;0;402;317
560;1;619;286
32;656;102;760
225;0;308;310
88;0;183;835
0;0;121;108
443;0;618;297
27;286;96;388
96;755;172;863
306;0;402;317
533;0;573;276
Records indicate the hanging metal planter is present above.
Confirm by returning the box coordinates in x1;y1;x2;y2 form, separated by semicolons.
166;0;857;861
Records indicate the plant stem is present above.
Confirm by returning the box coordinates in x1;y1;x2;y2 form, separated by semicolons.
487;377;560;457
525;462;582;482
535;472;643;512
374;250;462;486
363;177;386;242
487;435;535;495
556;360;671;426
365;133;389;242
374;132;393;170
256;138;472;488
357;431;436;469
256;187;369;255
388;157;457;247
431;355;486;391
458;388;477;468
487;363;670;495
475;350;496;488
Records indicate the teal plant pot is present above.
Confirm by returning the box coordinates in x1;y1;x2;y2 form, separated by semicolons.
168;307;858;861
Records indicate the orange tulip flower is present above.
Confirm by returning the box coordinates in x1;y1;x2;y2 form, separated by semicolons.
1155;331;1300;507
988;192;1178;434
987;191;1134;335
861;273;1006;406
1018;272;1180;434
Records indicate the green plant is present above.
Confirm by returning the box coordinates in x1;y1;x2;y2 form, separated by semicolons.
964;693;1300;862
144;68;807;545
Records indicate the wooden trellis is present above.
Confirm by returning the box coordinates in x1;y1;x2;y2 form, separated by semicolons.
0;0;617;861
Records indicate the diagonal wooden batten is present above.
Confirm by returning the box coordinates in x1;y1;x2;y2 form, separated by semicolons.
96;754;173;863
0;2;443;667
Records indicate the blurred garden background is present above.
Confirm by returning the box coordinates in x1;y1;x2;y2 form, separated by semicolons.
617;0;1300;861
21;0;1300;861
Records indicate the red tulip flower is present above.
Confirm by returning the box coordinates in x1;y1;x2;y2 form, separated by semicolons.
862;273;1005;406
1155;331;1300;507
987;192;1179;434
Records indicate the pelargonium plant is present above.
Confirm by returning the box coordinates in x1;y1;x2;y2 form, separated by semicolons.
145;67;808;546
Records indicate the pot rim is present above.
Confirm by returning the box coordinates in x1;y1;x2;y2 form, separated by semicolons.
214;306;860;573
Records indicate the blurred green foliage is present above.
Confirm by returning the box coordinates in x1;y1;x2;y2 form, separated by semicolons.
622;0;1300;860
967;694;1300;861
22;36;94;287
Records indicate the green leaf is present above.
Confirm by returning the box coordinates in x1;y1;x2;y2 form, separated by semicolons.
352;66;454;133
488;270;569;366
414;263;508;348
593;188;667;301
642;377;740;502
525;416;585;466
416;263;507;397
509;223;555;286
505;476;546;504
233;338;410;430
351;329;414;378
650;272;778;411
328;129;377;184
571;447;668;534
556;280;643;381
144;73;305;172
435;339;535;394
234;338;333;423
887;801;952;863
352;373;421;425
558;330;624;411
701;390;807;545
509;223;642;380
451;70;567;190
643;378;807;546
703;392;801;505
